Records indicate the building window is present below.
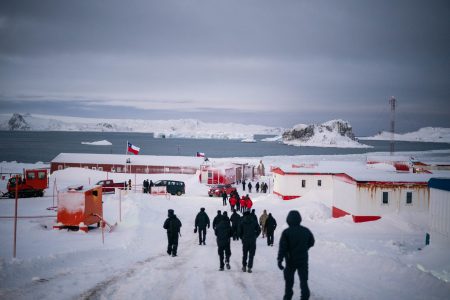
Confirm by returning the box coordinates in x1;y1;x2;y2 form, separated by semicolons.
116;167;122;172
58;165;63;170
318;180;322;187
301;180;306;188
406;192;412;204
98;167;103;171
92;167;97;171
382;192;389;205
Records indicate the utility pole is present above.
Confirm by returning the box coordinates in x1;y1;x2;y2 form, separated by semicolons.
389;96;396;155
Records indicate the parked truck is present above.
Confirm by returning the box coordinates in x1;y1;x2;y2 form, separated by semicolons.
95;180;127;193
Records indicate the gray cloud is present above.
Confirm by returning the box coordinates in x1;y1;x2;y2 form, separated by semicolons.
0;0;449;134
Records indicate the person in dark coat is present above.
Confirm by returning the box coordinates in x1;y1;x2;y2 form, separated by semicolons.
149;180;154;193
221;191;228;206
277;210;315;300
163;209;182;257
222;211;230;225
194;207;210;245
247;182;252;193
255;182;260;193
242;179;246;191
230;209;241;241
143;179;148;193
250;209;258;224
238;211;261;273
265;213;277;246
215;218;232;271
212;210;222;230
235;191;241;211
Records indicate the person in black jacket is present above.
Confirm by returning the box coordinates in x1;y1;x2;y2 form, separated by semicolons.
265;213;277;246
194;207;210;245
277;210;315;300
212;210;222;230
230;209;241;241
163;209;183;257
238;211;261;273
221;190;228;206
215;218;232;271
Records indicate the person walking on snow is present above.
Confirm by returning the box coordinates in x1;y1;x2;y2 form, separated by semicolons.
215;217;232;271
277;210;315;300
259;210;268;238
212;210;222;230
265;213;277;246
242;179;246;191
245;195;253;212
221;190;228;206
229;194;237;211
256;182;260;193
163;209;182;257
194;207;210;245
240;196;246;213
230;209;241;241
238;211;261;273
247;182;253;193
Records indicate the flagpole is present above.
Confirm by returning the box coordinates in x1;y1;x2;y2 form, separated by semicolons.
125;141;128;174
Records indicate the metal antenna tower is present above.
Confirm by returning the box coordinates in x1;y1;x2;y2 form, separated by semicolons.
389;96;396;155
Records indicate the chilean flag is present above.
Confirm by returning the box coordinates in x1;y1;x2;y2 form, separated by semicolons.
196;152;205;157
127;142;140;155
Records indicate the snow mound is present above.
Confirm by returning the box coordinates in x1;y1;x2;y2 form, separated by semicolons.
81;140;113;146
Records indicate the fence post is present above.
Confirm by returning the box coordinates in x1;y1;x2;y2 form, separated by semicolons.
13;175;19;258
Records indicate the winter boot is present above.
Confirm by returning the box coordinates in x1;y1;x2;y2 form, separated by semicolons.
247;268;252;273
226;263;230;270
242;266;246;272
219;267;224;271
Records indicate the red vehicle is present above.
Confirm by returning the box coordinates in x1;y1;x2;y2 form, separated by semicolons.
5;169;48;198
96;180;127;193
208;184;237;197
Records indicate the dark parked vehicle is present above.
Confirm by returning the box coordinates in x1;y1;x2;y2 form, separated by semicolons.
154;180;185;196
208;184;237;197
96;180;126;193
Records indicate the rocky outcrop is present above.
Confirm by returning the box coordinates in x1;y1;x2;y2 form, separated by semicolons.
282;120;357;142
8;113;31;131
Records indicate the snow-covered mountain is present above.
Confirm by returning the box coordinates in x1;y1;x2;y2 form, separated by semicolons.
360;127;450;144
0;113;283;140
280;119;371;148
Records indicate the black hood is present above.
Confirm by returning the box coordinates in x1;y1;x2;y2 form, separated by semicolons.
286;210;301;226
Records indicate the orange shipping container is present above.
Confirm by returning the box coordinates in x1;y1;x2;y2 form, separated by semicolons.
54;185;103;232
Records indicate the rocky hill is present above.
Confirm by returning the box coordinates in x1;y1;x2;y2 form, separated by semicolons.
281;120;370;148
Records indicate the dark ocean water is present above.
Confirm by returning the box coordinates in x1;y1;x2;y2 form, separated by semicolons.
1;131;449;163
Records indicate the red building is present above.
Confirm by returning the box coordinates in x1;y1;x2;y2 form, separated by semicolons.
51;153;204;175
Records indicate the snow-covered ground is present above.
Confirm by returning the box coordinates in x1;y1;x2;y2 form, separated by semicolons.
1;151;450;299
361;127;450;144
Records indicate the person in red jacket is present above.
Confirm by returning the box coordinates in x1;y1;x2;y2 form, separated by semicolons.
245;195;253;212
240;196;246;213
229;195;237;211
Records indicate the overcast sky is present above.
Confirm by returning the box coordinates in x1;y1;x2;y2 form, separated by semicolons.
0;0;449;135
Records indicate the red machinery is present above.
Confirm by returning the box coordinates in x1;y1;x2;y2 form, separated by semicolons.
5;169;48;198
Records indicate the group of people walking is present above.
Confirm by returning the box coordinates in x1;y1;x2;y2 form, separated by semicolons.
241;180;269;193
164;206;315;299
222;190;254;213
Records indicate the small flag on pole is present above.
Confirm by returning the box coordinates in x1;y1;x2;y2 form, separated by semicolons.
127;142;140;155
196;152;205;157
